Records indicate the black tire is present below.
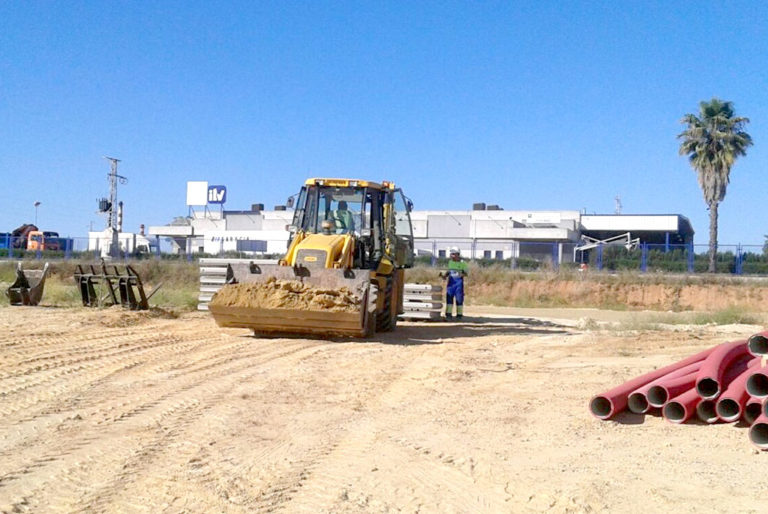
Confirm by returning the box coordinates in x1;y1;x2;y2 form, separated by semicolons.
375;274;397;332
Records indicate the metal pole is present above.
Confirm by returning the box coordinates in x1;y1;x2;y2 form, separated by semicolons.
597;244;603;271
687;242;694;273
104;157;127;259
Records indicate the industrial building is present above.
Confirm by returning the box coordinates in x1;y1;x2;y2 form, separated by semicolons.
144;181;694;265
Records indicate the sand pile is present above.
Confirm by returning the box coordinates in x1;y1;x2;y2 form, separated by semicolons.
210;277;361;313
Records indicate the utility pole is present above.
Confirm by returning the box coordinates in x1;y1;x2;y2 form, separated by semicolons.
614;195;623;215
103;157;127;259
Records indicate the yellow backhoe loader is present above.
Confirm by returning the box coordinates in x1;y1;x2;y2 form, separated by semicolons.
208;178;414;337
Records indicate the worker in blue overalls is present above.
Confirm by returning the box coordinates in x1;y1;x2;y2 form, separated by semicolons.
440;246;468;320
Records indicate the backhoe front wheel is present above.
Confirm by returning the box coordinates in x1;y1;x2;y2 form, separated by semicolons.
375;274;398;332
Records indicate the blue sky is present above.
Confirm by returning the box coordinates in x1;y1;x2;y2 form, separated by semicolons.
1;1;766;246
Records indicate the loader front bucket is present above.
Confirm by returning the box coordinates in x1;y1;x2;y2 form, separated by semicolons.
208;262;376;338
6;262;50;306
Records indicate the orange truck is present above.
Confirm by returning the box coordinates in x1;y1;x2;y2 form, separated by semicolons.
9;225;63;251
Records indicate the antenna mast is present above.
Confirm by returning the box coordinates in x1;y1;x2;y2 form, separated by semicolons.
101;157;128;258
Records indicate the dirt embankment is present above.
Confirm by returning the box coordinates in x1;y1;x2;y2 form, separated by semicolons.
210;277;360;312
469;278;768;311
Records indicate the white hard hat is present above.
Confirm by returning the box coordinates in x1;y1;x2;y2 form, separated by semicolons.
449;246;460;255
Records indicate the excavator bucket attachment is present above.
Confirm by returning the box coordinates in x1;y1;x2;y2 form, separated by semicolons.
208;262;376;338
6;262;49;306
74;261;161;310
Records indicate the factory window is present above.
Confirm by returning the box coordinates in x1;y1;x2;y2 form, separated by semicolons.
495;250;504;260
438;250;446;258
483;250;492;259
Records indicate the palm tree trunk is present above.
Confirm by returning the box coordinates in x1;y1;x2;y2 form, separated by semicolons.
708;201;719;273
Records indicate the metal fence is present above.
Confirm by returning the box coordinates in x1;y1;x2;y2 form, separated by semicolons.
4;234;768;275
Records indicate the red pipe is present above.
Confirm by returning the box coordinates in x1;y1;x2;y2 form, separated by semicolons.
747;331;768;357
746;366;768;399
716;359;762;422
694;357;755;423
590;345;716;420
663;387;701;424
696;399;719;423
744;397;763;425
627;362;703;414
695;340;749;399
647;371;699;408
748;413;768;450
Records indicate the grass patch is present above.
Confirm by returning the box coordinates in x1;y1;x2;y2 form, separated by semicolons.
0;259;200;311
690;306;761;325
613;307;763;332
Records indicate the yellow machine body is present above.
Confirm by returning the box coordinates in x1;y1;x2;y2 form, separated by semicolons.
208;178;413;338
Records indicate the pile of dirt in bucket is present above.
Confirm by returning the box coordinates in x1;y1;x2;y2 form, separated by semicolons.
210;277;361;313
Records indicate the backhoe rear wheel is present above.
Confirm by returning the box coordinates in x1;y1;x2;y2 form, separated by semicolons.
375;274;398;332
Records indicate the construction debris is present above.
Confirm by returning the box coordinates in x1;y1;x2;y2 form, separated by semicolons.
590;331;768;450
6;262;49;306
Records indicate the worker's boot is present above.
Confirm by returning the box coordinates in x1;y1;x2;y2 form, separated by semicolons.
445;313;453;321
456;314;463;320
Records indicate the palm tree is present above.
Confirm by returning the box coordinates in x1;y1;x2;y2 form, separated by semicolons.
678;98;752;273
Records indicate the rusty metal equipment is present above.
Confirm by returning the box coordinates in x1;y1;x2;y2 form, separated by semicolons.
6;262;50;306
74;261;161;310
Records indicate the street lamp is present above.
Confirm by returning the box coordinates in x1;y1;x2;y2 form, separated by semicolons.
34;201;41;226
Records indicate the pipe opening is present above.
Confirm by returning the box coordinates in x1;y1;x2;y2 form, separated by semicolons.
696;400;718;423
746;373;768;398
749;422;768;449
627;392;648;414
663;402;686;423
748;335;768;356
744;403;762;425
647;386;669;407
716;398;741;422
589;396;613;419
696;378;719;399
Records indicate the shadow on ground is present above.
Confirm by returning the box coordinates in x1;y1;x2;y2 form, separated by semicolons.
374;316;572;346
243;315;573;345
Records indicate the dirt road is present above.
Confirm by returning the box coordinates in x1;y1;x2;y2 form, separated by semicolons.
1;306;766;513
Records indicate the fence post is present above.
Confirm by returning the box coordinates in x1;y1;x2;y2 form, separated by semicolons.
665;232;670;253
431;241;437;267
735;244;743;275
687;242;694;273
551;242;559;271
596;244;603;271
36;248;42;260
155;236;161;259
641;243;648;272
65;238;72;260
5;234;10;260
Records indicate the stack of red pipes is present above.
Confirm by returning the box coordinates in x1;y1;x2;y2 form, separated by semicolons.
590;331;768;449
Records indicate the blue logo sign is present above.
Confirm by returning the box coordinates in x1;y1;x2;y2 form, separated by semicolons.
207;185;227;204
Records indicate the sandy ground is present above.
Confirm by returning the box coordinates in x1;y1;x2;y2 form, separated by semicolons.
1;306;767;513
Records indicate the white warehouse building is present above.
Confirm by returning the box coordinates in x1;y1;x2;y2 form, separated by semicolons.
147;212;693;269
144;181;694;264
